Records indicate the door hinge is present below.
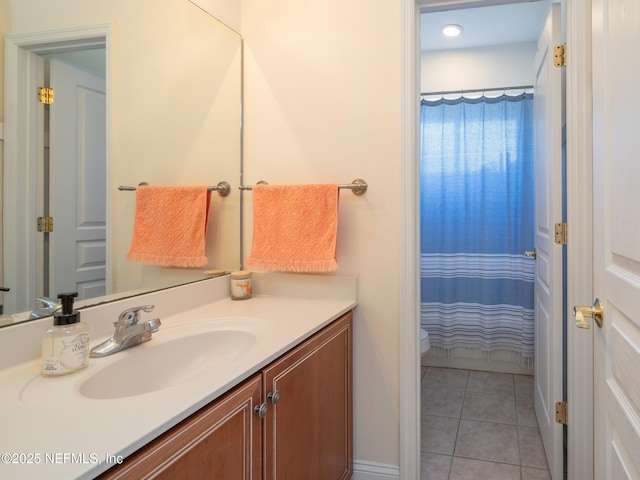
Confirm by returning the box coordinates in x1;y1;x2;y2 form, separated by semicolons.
554;44;567;67
37;216;54;233
38;87;55;105
555;401;568;424
554;222;568;245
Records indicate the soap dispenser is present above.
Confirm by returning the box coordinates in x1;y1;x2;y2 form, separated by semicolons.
41;292;90;376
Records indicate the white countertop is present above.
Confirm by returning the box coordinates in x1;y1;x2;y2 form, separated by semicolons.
0;274;356;479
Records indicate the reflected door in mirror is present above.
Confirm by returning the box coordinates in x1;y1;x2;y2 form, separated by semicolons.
49;56;107;300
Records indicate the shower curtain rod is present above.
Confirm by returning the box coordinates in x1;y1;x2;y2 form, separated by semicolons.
421;85;534;97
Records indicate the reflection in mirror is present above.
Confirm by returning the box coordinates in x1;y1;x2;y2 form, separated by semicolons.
2;0;242;325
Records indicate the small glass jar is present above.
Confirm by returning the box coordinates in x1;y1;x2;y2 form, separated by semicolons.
230;271;252;300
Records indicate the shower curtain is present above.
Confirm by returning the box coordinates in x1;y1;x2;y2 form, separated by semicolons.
420;92;535;359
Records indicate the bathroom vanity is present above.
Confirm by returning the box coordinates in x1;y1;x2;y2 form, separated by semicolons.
98;311;352;479
0;273;356;480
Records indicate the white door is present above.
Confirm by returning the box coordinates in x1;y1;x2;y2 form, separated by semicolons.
533;4;565;479
49;57;107;300
592;0;640;477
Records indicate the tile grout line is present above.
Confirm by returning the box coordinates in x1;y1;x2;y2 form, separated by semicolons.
447;373;467;479
421;367;549;479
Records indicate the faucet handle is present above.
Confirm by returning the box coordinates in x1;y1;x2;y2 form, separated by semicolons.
35;297;60;309
117;305;155;326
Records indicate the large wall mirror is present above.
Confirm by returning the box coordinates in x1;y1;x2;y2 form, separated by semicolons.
2;0;242;323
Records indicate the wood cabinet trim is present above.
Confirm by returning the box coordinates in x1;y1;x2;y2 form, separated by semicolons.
263;311;353;480
98;374;262;479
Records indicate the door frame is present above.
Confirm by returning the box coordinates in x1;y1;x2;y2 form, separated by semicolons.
3;24;112;315
564;1;594;478
399;0;594;478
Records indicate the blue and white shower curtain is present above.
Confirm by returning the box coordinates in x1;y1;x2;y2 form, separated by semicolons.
420;92;535;358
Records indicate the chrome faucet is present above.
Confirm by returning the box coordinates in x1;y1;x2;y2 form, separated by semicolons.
29;297;62;319
90;305;161;358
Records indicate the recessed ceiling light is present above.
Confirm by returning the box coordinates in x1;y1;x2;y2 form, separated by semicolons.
442;24;463;38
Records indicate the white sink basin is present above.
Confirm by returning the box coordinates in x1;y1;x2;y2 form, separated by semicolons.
80;329;257;399
20;317;272;404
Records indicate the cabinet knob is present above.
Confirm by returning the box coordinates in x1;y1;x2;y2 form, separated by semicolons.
267;390;281;405
254;403;268;418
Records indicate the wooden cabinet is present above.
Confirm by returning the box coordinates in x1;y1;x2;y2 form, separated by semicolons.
98;311;352;480
98;374;263;480
263;310;352;480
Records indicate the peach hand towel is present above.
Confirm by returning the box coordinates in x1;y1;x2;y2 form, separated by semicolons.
246;184;339;272
126;186;211;267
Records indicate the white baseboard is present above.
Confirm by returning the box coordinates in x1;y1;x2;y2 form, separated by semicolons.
352;460;400;480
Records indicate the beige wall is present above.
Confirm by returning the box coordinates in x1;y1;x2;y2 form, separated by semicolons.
0;0;6;300
189;0;240;33
241;0;402;468
421;42;537;93
0;0;6;124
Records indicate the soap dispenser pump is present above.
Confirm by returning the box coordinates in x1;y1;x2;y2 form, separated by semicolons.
41;292;90;376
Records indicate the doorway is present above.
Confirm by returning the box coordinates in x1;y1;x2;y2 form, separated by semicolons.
42;50;107;303
3;25;110;316
410;2;566;478
403;2;596;479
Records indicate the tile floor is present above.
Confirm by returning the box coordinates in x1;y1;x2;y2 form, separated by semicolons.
420;366;551;480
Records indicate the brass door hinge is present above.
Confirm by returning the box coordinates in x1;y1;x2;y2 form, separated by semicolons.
555;401;568;424
554;44;567;67
37;216;54;233
554;222;568;245
38;87;55;105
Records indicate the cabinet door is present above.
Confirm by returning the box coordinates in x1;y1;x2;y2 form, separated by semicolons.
98;374;262;480
263;311;352;480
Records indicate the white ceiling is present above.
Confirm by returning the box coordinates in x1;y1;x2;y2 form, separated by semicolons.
420;1;549;52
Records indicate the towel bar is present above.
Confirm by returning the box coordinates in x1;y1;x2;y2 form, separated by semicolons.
118;181;231;197
238;178;367;196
